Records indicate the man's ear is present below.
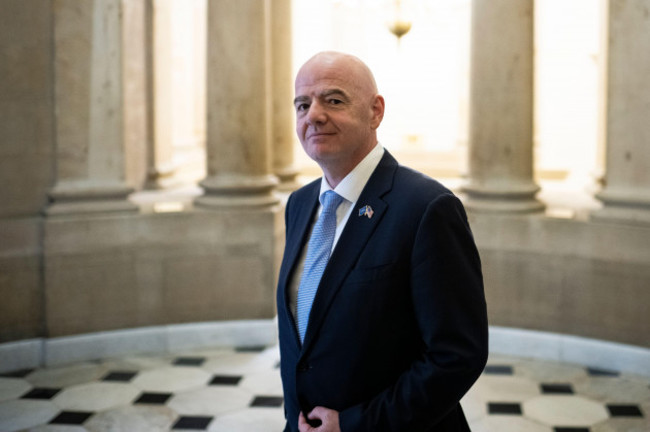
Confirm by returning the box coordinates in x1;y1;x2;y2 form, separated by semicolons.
370;95;385;129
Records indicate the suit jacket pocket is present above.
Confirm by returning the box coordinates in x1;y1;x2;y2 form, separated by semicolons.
345;262;405;285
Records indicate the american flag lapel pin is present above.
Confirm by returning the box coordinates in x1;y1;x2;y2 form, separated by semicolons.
358;205;374;219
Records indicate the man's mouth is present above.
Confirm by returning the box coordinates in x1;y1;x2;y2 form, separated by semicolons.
307;132;335;140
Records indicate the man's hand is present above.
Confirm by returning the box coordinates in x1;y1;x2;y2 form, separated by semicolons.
298;406;340;432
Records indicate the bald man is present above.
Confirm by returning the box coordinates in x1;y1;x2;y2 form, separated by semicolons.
276;51;488;432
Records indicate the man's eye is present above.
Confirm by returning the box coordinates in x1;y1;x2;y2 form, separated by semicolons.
296;103;309;112
328;99;342;105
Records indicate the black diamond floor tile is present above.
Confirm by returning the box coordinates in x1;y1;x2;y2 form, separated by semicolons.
236;346;267;353
250;395;284;407
134;392;173;404
483;365;514;375
173;357;206;366
541;383;574;394
172;415;213;430
487;402;522;415
0;368;34;378
586;367;619;377
21;387;61;400
607;404;643;417
554;427;591;432
209;375;242;386
49;411;94;425
102;371;138;382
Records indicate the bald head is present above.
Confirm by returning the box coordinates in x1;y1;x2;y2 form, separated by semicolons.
297;51;378;99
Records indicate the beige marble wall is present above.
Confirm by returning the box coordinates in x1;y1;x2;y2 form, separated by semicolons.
0;1;55;217
0;1;54;341
470;213;650;347
44;209;282;337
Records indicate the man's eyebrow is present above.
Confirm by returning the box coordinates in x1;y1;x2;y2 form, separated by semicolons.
322;89;349;100
293;95;310;105
293;89;350;106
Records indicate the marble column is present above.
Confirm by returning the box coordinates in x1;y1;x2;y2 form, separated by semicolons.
462;0;544;213
195;0;279;209
144;0;178;189
593;0;650;225
123;0;148;191
47;0;137;215
271;0;300;192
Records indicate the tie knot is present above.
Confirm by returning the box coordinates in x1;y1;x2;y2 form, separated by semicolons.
320;190;344;214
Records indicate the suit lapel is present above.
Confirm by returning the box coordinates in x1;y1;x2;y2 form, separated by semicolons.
301;152;398;352
278;181;320;346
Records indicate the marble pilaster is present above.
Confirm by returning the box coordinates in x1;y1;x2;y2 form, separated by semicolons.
144;0;178;190
462;0;544;213
593;0;650;225
195;0;279;209
271;0;300;192
47;0;137;216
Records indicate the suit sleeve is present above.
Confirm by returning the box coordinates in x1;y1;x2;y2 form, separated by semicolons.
339;193;488;431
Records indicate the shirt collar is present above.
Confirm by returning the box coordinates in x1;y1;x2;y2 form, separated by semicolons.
319;143;385;205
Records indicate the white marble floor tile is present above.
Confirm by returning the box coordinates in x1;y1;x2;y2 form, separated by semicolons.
26;364;107;389
469;375;540;402
83;405;176;432
239;370;283;395
0;377;31;402
0;399;59;432
460;388;488;423
183;347;236;359
168;386;253;416
207;407;286;432
574;375;650;403
591;417;650;432
53;382;139;412
524;395;610;426
132;366;210;393
21;425;88;432
202;350;279;376
98;354;172;372
517;358;588;382
485;353;525;366
471;416;552;432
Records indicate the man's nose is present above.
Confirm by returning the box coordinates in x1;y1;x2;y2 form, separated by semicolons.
306;101;327;125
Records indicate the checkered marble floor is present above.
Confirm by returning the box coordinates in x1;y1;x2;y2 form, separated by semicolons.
0;345;648;432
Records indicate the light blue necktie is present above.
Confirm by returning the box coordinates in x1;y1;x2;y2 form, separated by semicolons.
296;190;344;343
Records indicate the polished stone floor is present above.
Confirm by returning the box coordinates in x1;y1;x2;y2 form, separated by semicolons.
0;345;648;432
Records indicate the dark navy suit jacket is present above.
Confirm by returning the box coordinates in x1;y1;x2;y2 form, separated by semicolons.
277;151;488;432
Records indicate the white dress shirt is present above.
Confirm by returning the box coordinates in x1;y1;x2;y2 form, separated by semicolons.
288;144;385;318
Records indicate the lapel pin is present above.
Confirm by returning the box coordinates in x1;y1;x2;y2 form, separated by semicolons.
358;205;374;219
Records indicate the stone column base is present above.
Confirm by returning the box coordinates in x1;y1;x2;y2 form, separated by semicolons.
274;166;302;192
592;189;650;225
462;182;545;213
46;183;137;216
195;174;280;209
